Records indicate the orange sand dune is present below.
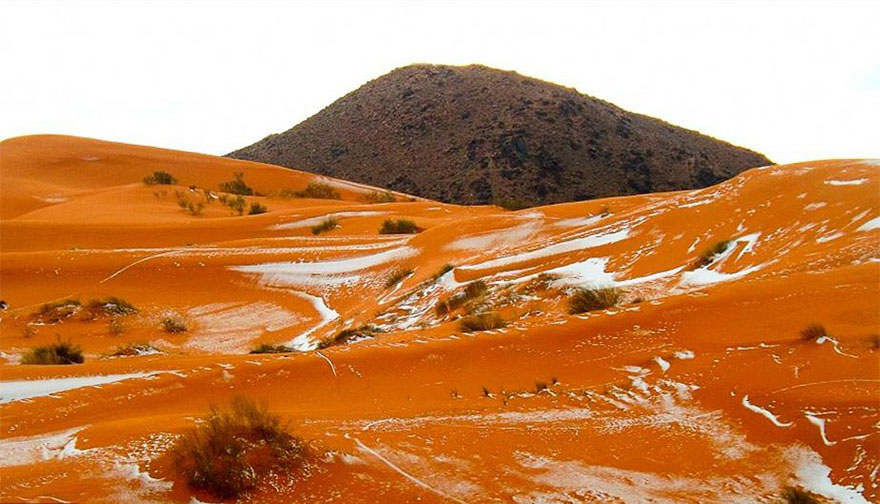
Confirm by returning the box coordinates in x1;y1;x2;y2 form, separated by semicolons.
1;135;878;503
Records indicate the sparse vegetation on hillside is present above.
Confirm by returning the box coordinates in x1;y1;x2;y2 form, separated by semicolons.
248;202;268;215
143;171;177;186
692;240;731;269
286;182;340;200
219;172;254;196
171;397;306;499
800;324;828;341
161;315;189;333
568;287;623;314
223;194;247;215
174;190;206;216
311;217;338;235
32;299;81;324
385;267;414;287
21;338;84;365
459;312;506;332
379;219;420;234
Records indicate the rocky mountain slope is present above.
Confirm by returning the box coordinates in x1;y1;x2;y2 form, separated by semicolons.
228;64;772;206
0;135;876;503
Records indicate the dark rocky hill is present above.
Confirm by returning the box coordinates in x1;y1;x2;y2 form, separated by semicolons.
228;64;772;206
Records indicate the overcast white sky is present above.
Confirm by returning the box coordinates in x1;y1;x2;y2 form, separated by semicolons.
1;0;878;163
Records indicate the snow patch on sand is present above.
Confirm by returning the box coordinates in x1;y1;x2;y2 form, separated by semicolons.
856;216;880;231
741;395;792;427
186;302;301;353
283;292;340;351
271;211;385;230
825;178;868;186
0;426;91;467
0;372;163;404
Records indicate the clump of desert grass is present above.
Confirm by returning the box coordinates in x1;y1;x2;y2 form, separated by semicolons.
567;286;623;314
458;312;506;333
31;299;81;324
171;397;306;499
109;342;161;357
361;190;396;203
249;344;293;354
283;183;340;200
436;280;488;316
161;315;189;334
142;170;177;186
248;202;268;215
800;324;828;341
81;297;137;320
310;217;338;235
21;338;84;365
385;267;414;288
379;218;420;234
692;239;731;269
219;172;254;196
779;487;823;504
317;325;378;349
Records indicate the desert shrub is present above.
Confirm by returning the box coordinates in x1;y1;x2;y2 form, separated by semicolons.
379;219;420;234
780;487;822;504
219;172;254;195
171;397;306;499
431;264;454;282
493;197;531;211
362;190;396;203
249;344;292;354
110;343;160;357
318;325;377;348
21;338;84;365
436;280;488;315
248;202;268;215
161;316;188;333
385;267;414;287
108;318;125;335
174;191;206;216
568;287;623;314
225;195;246;215
81;297;137;320
310;218;338;235
32;299;81;324
693;240;731;269
800;324;828;341
143;171;177;186
288;183;340;200
459;312;506;333
870;334;880;351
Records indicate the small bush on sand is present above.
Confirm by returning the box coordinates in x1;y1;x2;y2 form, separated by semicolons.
568;287;623;314
82;297;137;320
379;219;420;234
362;190;396;203
248;202;268;215
436;280;488;315
310;218;338;235
110;343;161;357
161;316;188;333
225;195;247;215
385;267;414;288
249;344;292;354
692;240;731;269
171;397;306;499
21;338;84;365
318;325;377;349
32;299;81;324
143;171;177;186
219;172;254;196
459;312;506;333
780;487;822;504
800;324;828;341
431;264;454;282
288;183;340;200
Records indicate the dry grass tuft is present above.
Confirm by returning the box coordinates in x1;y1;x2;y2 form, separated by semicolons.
800;324;828;341
568;287;623;314
21;338;84;365
459;312;506;333
171;397;306;499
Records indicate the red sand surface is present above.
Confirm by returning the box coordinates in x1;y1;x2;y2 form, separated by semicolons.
1;135;878;503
